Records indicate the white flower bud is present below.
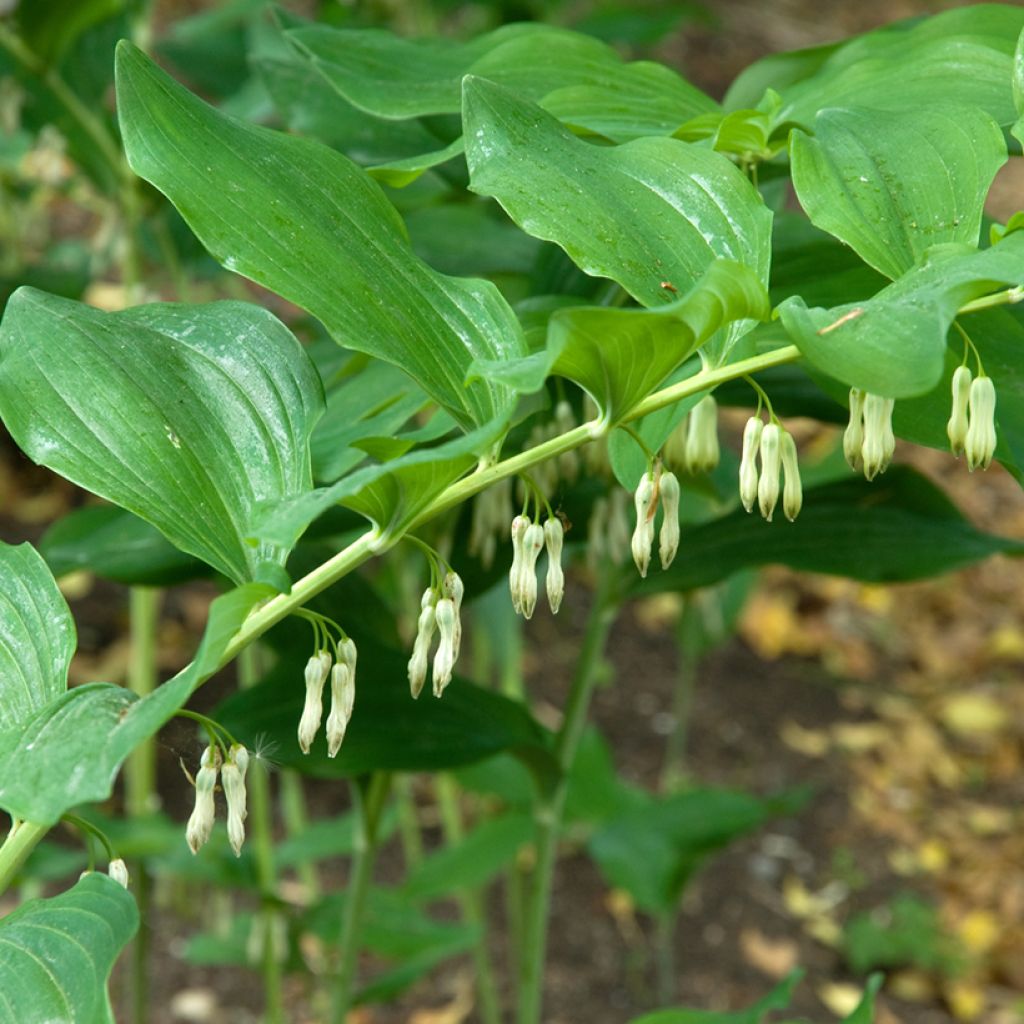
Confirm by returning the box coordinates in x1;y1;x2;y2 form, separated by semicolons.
947;365;972;457
297;650;331;754
739;417;763;513
861;393;895;480
432;597;457;697
108;858;129;889
684;396;720;474
408;589;438;699
443;572;464;659
631;473;657;577
965;375;997;471
663;414;688;472
658;471;681;569
508;515;529;614
326;663;355;757
757;424;782;521
843;388;865;471
543;518;565;613
186;745;221;854
607;489;631;564
520;523;545;619
222;744;249;857
780;430;802;522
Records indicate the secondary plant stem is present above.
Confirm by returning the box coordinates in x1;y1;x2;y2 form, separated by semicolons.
517;572;618;1024
0;820;49;892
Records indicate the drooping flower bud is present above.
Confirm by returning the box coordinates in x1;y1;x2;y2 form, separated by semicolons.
658;471;681;569
843;388;865;471
432;597;457;697
861;393;895;480
965;375;997;471
222;744;249;856
186;745;221;854
297;650;331;754
631;472;657;577
684;396;720;474
947;365;972;457
443;572;464;659
108;858;129;889
520;522;546;619
757;424;782;521
326;638;357;757
508;515;529;614
408;589;438;699
544;517;565;613
780;431;802;522
739;417;763;514
663;414;688;472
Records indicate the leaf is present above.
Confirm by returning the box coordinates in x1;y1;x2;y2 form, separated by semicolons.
254;419;500;549
0;542;75;735
402;812;534;901
778;233;1024;398
40;505;207;586
790;104;1006;281
627;972;801;1024
1014;27;1024;147
0;581;271;824
462;76;772;353
727;5;1024;129
288;21;715;140
214;639;552;778
631;467;1024;597
0;290;323;583
0;873;137;1024
115;42;525;430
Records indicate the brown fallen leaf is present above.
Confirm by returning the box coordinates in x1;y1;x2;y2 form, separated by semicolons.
739;927;799;979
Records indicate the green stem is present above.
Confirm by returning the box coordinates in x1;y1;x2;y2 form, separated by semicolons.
517;573;618;1024
659;597;698;792
653;911;677;1006
125;586;161;1024
331;772;392;1024
436;775;503;1024
393;774;423;872
959;284;1024;314
279;771;319;900
0;820;48;892
239;645;284;1024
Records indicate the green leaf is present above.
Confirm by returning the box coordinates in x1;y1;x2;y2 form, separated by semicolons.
728;5;1024;129
790;104;1006;281
631;466;1023;597
778;233;1024;398
215;639;552;778
402;812;533;901
627;972;801;1024
0;290;323;583
288;22;714;140
115;42;525;430
0;872;138;1024
463;78;771;355
0;542;75;734
0;582;271;824
1013;27;1024;147
40;506;207;586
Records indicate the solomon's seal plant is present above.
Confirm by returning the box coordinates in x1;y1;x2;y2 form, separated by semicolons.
2;3;1024;1022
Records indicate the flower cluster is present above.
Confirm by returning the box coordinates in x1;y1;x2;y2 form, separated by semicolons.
738;418;802;522
664;395;721;475
298;636;358;758
409;570;464;698
947;366;997;470
630;466;681;577
186;742;249;856
587;489;631;569
508;515;564;616
844;389;895;480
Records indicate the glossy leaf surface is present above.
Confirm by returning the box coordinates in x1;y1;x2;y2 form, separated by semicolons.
791;104;1006;280
0;873;138;1024
116;42;525;429
0;290;323;583
463;77;771;347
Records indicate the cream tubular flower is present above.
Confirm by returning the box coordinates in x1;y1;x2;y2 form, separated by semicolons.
965;375;997;471
947;365;972;457
684;395;720;473
222;744;249;856
739;416;763;514
780;430;802;522
658;471;681;569
631;473;657;577
757;423;781;521
843;387;865;471
544;517;565;613
186;744;221;854
297;650;331;754
408;589;438;699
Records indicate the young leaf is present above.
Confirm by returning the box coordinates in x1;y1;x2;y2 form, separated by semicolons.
463;76;771;354
0;581;271;824
115;42;525;430
627;971;802;1024
0;873;138;1024
778;233;1024;398
0;543;75;734
0;291;323;583
791;104;1006;280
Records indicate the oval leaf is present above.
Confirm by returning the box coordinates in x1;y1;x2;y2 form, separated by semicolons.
115;42;524;430
0;873;138;1024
